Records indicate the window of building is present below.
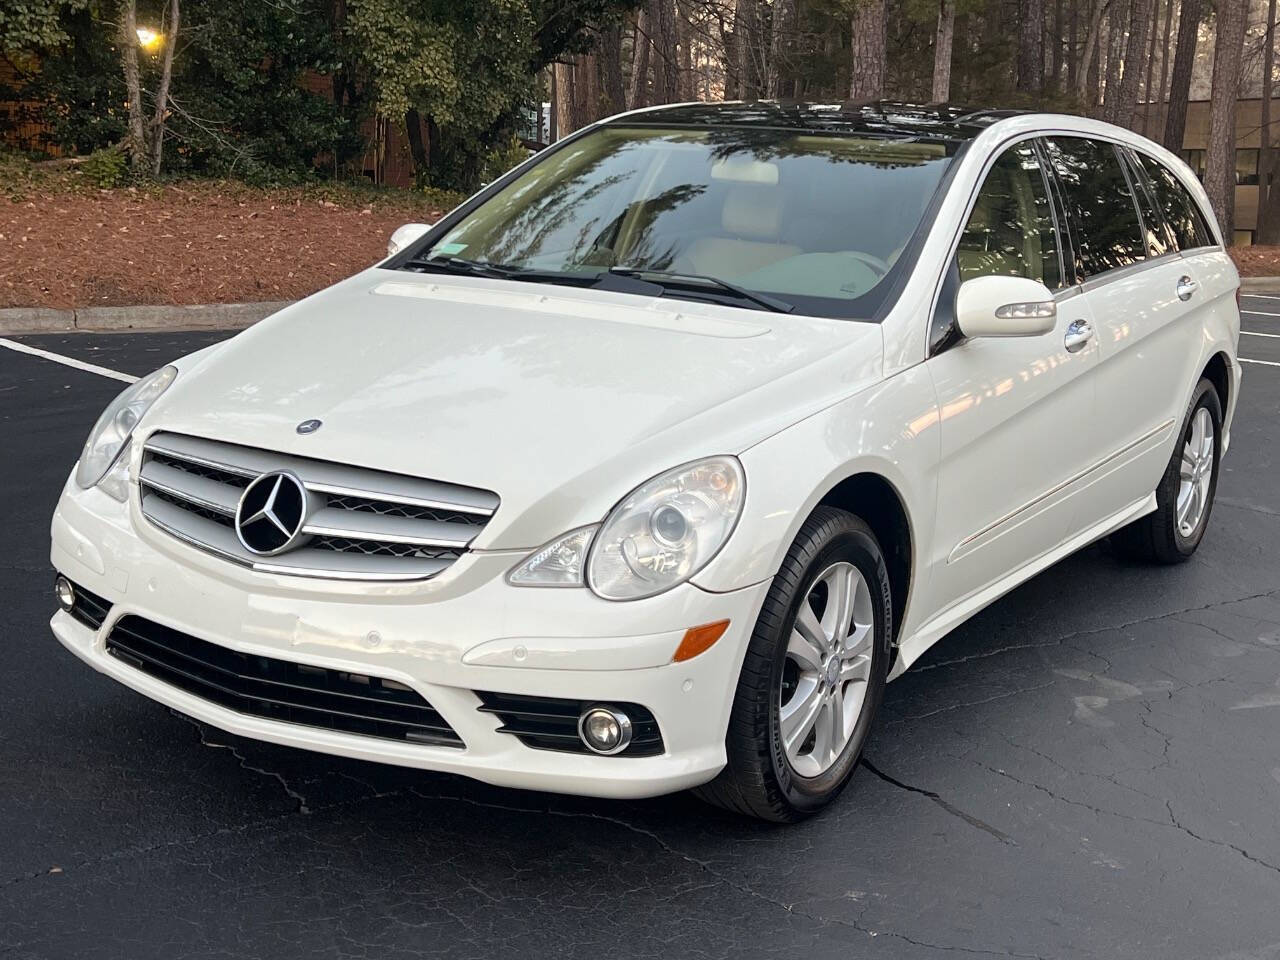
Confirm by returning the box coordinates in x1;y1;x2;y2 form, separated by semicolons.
1045;137;1146;279
1236;149;1260;186
956;141;1062;288
1134;152;1213;251
1182;149;1206;180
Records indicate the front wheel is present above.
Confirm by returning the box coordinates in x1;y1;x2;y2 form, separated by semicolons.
1112;377;1223;564
694;507;892;822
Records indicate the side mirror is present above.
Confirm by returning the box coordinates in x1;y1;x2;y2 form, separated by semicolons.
386;222;433;257
955;275;1056;338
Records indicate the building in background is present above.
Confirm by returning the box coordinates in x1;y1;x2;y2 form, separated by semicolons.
1135;97;1271;246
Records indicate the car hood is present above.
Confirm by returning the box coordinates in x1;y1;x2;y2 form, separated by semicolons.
147;269;884;548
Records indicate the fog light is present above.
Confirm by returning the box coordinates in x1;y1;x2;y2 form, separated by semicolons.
55;576;75;612
578;705;633;755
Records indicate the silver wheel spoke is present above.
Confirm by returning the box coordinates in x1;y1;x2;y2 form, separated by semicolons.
1180;446;1197;480
781;680;823;754
786;628;823;673
841;653;872;683
794;601;831;656
821;564;855;647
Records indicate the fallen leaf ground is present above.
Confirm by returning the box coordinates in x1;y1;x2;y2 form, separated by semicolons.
1;172;457;309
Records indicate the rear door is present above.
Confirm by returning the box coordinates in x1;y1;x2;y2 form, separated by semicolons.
1043;136;1194;528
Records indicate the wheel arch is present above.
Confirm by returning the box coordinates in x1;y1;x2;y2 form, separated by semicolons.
1201;350;1231;414
814;472;913;646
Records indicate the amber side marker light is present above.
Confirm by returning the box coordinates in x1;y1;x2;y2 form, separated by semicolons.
672;620;730;663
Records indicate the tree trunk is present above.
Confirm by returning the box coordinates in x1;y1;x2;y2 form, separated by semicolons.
653;0;679;103
1068;0;1080;90
119;0;147;174
1204;0;1248;240
1259;0;1279;242
1141;0;1160;135
1162;0;1201;152
849;0;886;99
1049;0;1063;90
149;0;178;176
1017;0;1045;94
677;0;694;99
1157;0;1174;135
732;0;760;99
600;21;625;115
1101;0;1125;120
627;9;651;109
405;108;428;176
1075;0;1111;102
1111;0;1152;129
766;0;796;97
931;0;955;102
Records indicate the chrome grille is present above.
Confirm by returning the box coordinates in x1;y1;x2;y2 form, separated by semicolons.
138;431;498;581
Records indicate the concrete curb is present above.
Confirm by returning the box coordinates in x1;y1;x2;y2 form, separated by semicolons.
1240;277;1280;294
0;301;292;335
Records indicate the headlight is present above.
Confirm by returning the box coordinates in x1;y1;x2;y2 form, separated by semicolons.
506;526;598;587
75;365;176;491
587;457;744;601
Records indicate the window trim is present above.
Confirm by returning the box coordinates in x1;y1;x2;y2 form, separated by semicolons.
927;131;1070;359
1128;146;1220;253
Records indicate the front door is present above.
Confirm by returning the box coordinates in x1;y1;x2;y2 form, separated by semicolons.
922;139;1100;620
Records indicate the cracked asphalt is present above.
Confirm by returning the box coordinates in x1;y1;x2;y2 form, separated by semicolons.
3;319;1280;960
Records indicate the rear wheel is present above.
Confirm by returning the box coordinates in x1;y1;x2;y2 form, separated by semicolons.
1112;377;1222;564
694;507;891;822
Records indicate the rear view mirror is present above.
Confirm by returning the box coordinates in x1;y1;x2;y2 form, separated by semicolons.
386;222;433;257
955;275;1056;338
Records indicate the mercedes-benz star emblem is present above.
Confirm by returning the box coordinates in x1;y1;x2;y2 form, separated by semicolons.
235;471;310;556
296;419;323;435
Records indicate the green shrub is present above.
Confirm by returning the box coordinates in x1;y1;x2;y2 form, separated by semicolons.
81;147;127;188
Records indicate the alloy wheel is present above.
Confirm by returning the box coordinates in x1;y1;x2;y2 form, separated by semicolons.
779;561;875;778
1176;406;1215;538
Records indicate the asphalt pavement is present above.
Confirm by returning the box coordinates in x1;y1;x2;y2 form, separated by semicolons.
2;302;1279;960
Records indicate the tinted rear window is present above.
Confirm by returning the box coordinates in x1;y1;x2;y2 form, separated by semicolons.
1044;137;1146;279
1135;152;1213;251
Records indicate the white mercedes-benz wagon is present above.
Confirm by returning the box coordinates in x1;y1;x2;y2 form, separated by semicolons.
51;102;1241;821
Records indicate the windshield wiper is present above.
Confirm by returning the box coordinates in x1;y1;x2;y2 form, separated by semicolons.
402;256;599;286
607;268;794;314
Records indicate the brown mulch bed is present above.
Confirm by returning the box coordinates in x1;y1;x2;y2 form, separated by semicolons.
1228;245;1280;278
0;176;457;310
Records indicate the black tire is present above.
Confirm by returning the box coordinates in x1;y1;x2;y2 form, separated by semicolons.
693;506;892;822
1111;377;1223;564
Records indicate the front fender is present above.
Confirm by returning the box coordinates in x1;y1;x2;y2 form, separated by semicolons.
691;364;940;642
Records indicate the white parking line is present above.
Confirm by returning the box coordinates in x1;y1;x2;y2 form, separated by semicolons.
1242;310;1280;318
1240;357;1280;367
1242;330;1280;338
1241;293;1280;301
0;338;137;383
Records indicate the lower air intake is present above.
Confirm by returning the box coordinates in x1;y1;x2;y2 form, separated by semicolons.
106;615;463;748
475;691;664;757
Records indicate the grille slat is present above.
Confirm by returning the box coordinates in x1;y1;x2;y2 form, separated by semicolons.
107;615;464;747
138;431;497;581
476;692;665;757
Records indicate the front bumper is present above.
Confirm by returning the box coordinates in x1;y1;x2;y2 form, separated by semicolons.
50;474;769;799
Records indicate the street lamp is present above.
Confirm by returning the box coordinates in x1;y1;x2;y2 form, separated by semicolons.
136;27;161;50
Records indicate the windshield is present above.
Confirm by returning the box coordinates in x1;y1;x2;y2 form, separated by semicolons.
406;125;958;319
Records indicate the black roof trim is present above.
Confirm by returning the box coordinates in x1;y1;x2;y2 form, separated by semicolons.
603;101;1030;141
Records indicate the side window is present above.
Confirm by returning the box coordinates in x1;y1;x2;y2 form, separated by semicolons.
1135;152;1213;251
1044;137;1146;278
1121;149;1173;257
956;141;1062;289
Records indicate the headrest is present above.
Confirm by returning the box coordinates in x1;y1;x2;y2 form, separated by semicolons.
722;185;783;239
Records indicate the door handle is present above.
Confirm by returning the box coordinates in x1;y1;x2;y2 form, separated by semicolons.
1064;318;1094;353
1176;275;1198;301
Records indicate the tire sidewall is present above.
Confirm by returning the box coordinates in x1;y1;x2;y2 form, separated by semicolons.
767;523;892;810
1169;381;1223;555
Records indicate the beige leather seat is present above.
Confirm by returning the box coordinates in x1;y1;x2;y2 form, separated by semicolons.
674;185;801;278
